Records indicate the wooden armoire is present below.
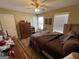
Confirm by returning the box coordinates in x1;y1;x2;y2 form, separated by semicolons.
19;20;31;39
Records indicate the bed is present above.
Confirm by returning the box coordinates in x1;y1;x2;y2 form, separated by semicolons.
29;24;79;59
29;31;63;57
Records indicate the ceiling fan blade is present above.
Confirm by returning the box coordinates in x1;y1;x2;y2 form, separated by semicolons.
31;0;37;3
30;3;34;5
42;0;48;3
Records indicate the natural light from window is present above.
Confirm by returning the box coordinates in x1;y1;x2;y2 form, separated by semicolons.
38;17;44;30
32;16;44;31
53;13;69;33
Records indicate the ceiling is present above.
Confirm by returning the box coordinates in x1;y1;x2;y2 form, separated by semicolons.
0;0;79;14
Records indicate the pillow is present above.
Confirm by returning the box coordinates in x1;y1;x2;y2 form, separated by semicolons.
62;31;75;42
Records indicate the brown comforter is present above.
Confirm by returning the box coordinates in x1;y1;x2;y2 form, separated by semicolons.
29;31;79;59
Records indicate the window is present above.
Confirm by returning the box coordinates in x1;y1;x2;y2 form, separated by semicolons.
32;16;44;31
32;16;38;31
53;13;69;33
38;16;44;30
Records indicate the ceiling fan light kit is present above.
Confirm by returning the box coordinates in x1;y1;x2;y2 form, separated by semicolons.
30;0;47;14
35;8;40;13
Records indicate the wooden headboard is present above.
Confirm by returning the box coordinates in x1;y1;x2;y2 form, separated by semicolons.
64;24;79;34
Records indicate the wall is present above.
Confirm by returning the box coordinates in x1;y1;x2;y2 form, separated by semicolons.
0;8;34;37
41;4;79;32
0;8;34;24
0;14;18;38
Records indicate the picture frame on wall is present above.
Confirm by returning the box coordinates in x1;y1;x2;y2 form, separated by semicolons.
48;18;52;25
44;18;52;25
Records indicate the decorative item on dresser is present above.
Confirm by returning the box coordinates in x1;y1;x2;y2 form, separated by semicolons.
18;20;32;39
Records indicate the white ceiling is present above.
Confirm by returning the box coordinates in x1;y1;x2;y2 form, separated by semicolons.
0;0;79;14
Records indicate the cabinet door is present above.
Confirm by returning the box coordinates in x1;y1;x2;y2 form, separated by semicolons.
0;14;18;37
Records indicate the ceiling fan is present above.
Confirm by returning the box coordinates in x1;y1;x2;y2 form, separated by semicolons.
13;0;48;13
29;0;48;13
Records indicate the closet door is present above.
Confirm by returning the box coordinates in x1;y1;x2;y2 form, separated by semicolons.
0;14;18;37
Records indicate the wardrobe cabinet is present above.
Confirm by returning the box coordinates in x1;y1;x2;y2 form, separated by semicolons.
19;20;32;39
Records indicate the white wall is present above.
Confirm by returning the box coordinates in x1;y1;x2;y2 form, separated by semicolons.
0;14;18;38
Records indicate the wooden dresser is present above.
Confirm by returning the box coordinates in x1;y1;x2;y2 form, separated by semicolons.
18;20;31;39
